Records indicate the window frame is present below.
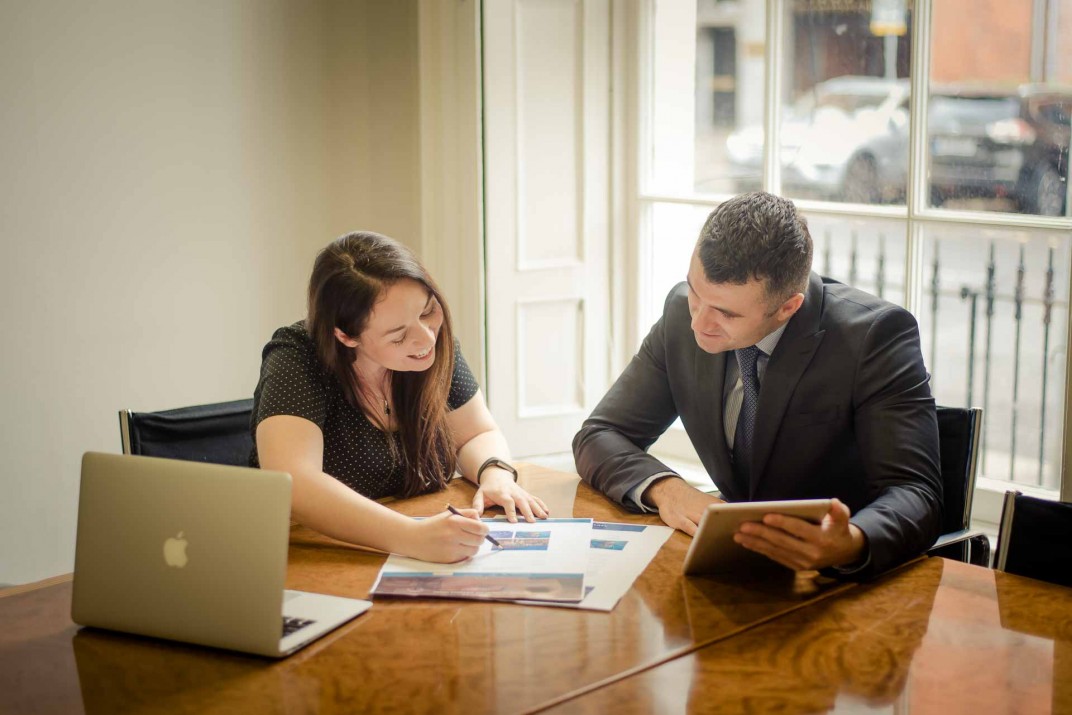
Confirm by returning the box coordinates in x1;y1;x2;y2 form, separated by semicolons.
622;0;1072;518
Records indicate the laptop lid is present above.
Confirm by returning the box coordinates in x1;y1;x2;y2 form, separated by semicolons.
72;452;293;656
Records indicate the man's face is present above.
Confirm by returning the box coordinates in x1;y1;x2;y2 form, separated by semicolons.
686;251;803;354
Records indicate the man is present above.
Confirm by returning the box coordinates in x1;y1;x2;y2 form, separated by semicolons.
573;192;941;578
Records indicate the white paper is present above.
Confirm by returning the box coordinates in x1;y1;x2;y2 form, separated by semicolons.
371;518;592;602
516;521;674;611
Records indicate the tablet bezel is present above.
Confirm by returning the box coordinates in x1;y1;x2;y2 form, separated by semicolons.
682;498;833;575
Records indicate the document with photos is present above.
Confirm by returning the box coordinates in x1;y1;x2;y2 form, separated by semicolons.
371;518;593;603
517;521;674;612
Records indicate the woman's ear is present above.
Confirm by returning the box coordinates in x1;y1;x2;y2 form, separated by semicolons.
333;328;359;348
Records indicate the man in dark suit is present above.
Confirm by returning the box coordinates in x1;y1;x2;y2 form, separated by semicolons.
573;192;941;577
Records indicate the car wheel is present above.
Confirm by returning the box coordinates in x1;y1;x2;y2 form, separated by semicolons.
842;155;880;205
1023;163;1067;217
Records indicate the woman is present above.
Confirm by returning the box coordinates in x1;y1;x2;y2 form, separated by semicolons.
252;231;548;563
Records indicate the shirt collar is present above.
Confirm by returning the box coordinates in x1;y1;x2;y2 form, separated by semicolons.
754;321;788;357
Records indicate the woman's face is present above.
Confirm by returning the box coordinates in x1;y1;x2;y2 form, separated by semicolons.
338;278;443;373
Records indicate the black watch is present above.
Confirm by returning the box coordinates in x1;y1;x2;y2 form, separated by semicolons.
476;457;518;485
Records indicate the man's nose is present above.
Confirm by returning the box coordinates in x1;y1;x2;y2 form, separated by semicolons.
691;306;717;333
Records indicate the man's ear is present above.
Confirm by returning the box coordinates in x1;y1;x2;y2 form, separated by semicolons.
333;328;359;348
775;293;805;321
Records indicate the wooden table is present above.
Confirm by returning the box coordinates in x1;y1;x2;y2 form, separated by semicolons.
0;464;850;714
541;556;1072;714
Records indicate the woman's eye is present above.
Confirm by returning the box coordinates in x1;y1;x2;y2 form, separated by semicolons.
392;335;406;345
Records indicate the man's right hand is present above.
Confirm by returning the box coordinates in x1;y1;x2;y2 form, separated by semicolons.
644;477;723;536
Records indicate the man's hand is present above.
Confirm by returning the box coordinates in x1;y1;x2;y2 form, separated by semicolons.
645;477;723;536
733;498;867;571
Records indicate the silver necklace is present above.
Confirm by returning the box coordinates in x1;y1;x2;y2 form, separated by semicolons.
356;366;392;418
375;373;391;416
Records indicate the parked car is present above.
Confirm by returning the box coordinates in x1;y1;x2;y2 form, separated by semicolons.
929;84;1071;216
725;76;1071;216
725;75;911;203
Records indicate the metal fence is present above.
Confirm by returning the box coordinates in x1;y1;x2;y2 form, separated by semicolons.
817;228;1068;491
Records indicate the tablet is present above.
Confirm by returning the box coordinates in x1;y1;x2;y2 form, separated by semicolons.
682;498;833;575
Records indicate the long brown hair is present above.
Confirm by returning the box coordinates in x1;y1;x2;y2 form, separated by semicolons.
307;231;456;497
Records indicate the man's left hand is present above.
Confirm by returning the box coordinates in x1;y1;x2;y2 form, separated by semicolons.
733;498;867;571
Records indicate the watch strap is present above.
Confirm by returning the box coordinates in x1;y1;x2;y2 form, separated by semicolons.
476;457;518;485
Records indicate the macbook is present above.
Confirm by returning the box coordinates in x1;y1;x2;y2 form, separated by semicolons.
72;452;371;657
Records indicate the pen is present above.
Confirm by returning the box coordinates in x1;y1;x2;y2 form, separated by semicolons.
446;504;502;548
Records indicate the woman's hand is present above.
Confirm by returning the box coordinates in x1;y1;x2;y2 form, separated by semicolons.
471;469;549;523
401;509;489;563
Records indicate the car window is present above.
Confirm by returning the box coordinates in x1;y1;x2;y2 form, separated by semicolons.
1035;101;1072;126
791;89;892;120
818;92;888;114
930;95;1021;124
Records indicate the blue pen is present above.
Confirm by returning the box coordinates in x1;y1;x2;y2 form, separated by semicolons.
446;504;502;548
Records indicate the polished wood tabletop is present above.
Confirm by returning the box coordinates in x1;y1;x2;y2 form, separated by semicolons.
0;464;851;715
541;555;1072;714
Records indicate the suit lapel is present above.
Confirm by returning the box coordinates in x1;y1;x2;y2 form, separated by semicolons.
749;273;826;498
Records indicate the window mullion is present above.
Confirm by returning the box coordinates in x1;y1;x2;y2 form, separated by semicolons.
903;0;932;316
763;0;784;196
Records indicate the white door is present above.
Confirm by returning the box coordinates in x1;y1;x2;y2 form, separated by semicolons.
483;0;611;458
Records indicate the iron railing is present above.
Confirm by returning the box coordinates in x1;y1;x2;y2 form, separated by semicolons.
818;229;1068;491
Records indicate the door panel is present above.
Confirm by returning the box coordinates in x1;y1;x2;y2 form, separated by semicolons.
483;0;610;457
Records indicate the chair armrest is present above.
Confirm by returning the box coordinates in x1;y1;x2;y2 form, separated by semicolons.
928;529;991;567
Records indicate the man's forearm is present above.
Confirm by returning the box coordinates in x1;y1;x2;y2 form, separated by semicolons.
641;474;689;509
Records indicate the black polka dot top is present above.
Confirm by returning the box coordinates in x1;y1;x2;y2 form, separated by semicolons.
249;321;479;500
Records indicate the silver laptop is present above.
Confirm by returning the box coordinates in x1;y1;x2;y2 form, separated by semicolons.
72;452;371;657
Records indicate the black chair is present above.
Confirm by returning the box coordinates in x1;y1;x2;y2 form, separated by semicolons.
118;399;255;467
926;406;991;566
993;490;1072;588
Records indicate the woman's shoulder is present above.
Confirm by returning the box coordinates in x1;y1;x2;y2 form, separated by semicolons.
261;321;319;366
447;337;480;408
270;320;312;344
264;320;313;350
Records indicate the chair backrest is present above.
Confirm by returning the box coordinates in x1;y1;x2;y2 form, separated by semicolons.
993;490;1072;588
936;406;983;534
118;399;255;467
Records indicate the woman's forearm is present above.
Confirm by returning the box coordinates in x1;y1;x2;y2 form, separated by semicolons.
455;429;512;485
289;467;417;553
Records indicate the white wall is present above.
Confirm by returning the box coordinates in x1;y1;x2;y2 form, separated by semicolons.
0;0;422;586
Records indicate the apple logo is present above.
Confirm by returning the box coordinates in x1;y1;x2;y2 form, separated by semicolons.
163;532;189;568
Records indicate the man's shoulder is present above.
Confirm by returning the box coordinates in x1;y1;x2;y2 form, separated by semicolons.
817;276;913;324
663;281;691;316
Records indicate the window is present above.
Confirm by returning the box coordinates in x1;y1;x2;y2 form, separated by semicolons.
635;0;1072;512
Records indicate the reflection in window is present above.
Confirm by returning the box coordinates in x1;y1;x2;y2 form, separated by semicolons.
929;0;1071;217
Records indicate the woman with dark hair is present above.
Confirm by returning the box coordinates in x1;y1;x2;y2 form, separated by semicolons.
252;231;548;563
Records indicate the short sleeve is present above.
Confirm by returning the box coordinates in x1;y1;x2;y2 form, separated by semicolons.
448;340;480;409
252;325;330;431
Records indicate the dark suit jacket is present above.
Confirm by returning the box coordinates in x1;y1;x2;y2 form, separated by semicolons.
573;273;942;578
